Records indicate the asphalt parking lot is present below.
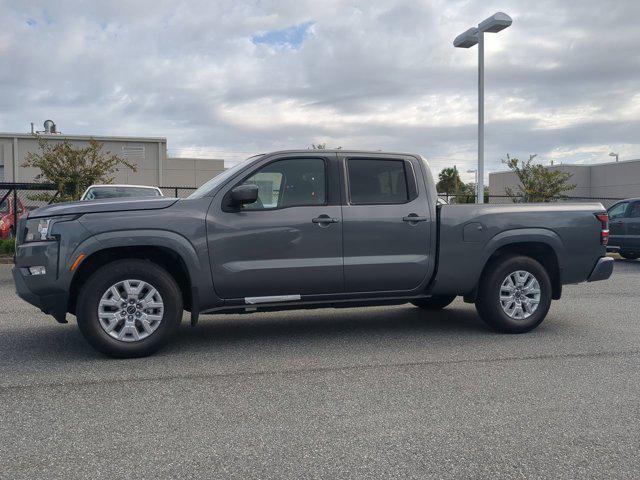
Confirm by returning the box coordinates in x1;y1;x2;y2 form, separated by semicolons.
1;260;639;480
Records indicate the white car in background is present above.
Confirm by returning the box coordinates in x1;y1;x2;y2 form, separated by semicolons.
80;184;164;201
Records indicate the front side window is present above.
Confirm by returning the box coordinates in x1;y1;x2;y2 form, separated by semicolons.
242;158;326;210
608;202;628;220
347;159;409;205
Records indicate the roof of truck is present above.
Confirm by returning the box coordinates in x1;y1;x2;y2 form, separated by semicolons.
266;149;422;157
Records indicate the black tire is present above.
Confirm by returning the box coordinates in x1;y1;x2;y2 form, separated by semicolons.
620;252;639;260
475;255;552;334
76;259;183;358
411;295;456;310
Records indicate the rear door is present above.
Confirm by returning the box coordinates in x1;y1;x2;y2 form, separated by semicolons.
624;201;640;251
340;153;432;293
608;201;629;249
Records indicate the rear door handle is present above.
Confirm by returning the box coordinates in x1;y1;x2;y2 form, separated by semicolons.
403;215;428;222
312;215;339;224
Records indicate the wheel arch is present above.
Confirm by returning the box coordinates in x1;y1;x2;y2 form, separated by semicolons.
464;229;564;302
66;231;204;318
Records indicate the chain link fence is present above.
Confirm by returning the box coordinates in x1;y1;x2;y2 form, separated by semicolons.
0;183;59;239
159;186;197;198
0;182;625;239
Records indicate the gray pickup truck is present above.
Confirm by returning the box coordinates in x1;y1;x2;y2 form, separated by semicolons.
13;150;613;357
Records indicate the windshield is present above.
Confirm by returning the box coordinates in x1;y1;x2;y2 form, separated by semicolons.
84;186;161;200
188;155;263;199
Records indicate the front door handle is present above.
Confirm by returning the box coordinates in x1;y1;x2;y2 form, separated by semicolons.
403;214;428;223
312;215;340;225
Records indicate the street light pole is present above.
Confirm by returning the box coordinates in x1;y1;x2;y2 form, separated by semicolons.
454;12;512;204
477;31;484;203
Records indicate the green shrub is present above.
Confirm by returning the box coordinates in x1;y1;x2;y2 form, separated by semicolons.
0;239;15;255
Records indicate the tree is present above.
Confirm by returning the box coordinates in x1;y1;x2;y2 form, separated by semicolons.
436;166;464;194
23;136;137;202
503;154;575;202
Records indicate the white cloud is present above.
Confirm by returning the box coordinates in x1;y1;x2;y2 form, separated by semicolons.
0;0;639;177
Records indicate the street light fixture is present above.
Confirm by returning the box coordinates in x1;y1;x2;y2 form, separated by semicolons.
454;12;513;204
609;152;619;162
467;168;478;186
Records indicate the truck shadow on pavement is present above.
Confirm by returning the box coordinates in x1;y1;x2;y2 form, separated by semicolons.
2;304;492;361
171;304;491;351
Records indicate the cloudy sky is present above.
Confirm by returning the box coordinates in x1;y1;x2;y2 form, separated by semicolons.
1;0;639;181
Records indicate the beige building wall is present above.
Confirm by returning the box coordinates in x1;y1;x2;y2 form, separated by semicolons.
489;159;640;203
489;164;592;198
163;157;226;187
0;133;226;188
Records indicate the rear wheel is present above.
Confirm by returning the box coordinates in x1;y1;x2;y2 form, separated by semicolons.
620;252;639;260
76;259;183;358
475;255;552;333
411;295;456;310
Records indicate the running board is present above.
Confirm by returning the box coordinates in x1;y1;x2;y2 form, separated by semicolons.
244;294;302;305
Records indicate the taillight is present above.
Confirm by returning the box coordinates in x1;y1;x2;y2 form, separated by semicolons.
595;213;609;246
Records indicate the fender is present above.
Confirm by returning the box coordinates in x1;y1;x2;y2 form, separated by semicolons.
432;227;565;297
63;229;218;317
480;228;566;271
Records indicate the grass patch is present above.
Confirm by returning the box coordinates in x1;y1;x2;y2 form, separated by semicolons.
0;239;15;255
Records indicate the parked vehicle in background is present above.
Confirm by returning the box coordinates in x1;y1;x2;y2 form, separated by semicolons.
0;197;25;239
81;184;163;201
607;198;640;259
13;150;613;357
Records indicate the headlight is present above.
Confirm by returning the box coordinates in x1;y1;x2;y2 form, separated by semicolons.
24;218;56;242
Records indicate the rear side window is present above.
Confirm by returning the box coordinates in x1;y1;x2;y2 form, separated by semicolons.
608;202;628;220
347;159;409;205
629;202;640;218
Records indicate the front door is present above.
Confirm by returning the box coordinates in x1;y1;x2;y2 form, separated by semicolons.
340;154;432;293
608;201;629;250
207;154;344;300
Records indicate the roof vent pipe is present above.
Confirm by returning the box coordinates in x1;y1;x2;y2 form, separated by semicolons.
43;119;56;134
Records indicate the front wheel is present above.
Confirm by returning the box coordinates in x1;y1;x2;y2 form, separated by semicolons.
475;255;552;333
76;259;183;358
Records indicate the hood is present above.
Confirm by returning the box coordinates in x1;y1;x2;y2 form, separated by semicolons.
27;197;180;218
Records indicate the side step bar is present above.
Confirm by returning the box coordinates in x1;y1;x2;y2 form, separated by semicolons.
244;294;302;305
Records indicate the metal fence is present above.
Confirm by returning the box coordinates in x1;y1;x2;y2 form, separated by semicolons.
159;186;197;198
0;182;624;239
0;183;59;239
0;183;199;238
438;193;623;208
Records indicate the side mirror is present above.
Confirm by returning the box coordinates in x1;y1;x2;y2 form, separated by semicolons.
229;184;259;207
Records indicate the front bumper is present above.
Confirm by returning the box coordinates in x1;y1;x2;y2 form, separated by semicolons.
587;256;614;282
12;266;68;323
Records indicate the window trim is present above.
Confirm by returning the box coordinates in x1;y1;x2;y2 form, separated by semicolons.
344;157;416;206
222;156;330;213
